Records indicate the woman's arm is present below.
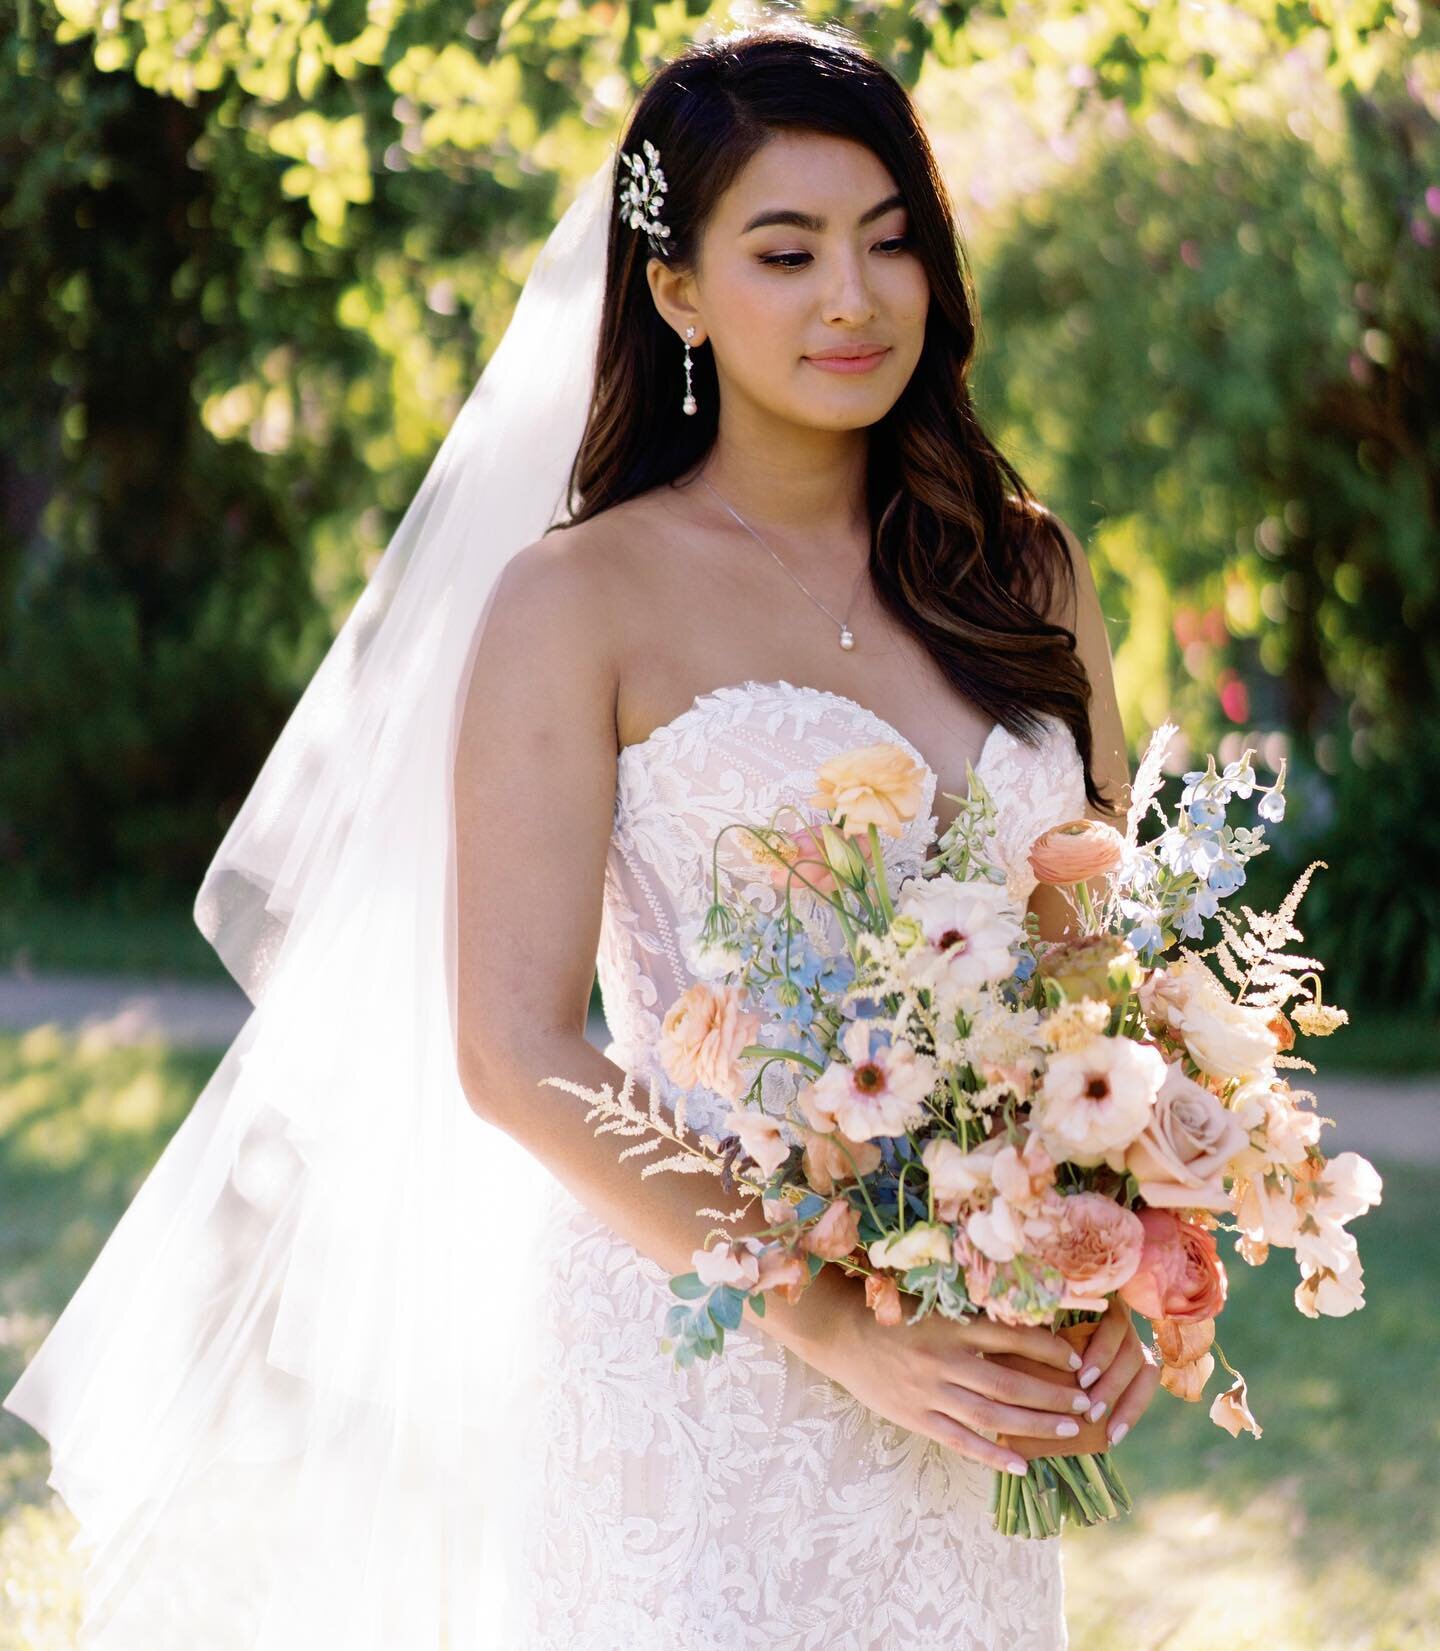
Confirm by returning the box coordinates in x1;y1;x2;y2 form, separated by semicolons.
1027;513;1133;946
451;529;855;1367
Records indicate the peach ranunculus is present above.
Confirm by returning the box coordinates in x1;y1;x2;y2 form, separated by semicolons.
659;981;762;1101
1124;1060;1249;1211
1033;1034;1168;1169
805;1018;935;1142
795;1082;883;1194
809;742;928;840
1118;1208;1228;1325
1023;1189;1146;1311
1028;818;1126;885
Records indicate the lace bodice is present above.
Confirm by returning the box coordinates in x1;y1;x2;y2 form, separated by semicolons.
596;677;1088;1137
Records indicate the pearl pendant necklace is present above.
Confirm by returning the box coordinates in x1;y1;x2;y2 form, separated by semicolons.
699;477;866;651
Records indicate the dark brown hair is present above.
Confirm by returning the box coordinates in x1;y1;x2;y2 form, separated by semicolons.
562;15;1116;815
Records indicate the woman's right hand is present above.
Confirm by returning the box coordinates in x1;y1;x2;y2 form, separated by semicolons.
807;1278;1097;1475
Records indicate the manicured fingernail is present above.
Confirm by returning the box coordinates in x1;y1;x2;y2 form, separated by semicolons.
1056;1420;1079;1437
1071;1393;1091;1412
1109;1421;1129;1445
1068;1351;1082;1370
1006;1459;1029;1476
1087;1398;1107;1422
1079;1365;1100;1388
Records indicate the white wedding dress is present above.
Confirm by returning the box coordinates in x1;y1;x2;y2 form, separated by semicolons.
503;677;1089;1651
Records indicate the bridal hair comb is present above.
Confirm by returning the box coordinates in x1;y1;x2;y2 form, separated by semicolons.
617;137;672;257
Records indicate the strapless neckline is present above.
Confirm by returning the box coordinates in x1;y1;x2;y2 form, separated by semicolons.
618;676;1008;789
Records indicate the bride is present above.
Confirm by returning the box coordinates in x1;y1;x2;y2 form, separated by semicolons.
5;16;1160;1651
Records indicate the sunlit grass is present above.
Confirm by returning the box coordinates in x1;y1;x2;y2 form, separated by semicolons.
0;1028;1433;1648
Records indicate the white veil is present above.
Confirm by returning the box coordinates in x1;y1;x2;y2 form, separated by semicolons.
3;148;617;1650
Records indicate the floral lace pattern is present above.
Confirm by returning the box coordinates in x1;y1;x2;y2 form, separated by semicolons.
507;679;1087;1649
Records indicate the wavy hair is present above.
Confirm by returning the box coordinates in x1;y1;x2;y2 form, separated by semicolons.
562;15;1116;814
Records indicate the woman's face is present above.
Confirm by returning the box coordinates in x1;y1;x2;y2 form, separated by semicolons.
659;130;931;433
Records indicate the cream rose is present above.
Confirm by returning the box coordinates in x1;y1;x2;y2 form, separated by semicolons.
1125;1060;1249;1210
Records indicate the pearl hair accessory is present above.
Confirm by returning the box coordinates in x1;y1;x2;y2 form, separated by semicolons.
617;138;671;258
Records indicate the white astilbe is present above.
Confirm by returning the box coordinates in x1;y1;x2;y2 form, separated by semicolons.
540;1067;759;1188
1125;721;1179;849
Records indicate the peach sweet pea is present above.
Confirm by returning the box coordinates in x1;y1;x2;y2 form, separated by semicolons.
801;1197;863;1261
659;982;762;1102
809;742;928;839
865;1272;904;1327
1028;818;1125;885
1118;1208;1228;1325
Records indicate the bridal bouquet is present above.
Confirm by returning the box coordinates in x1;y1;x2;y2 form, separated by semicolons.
544;719;1380;1539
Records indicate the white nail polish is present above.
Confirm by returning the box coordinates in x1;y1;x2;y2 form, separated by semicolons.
1079;1365;1100;1388
1087;1399;1107;1423
1068;1351;1082;1370
1071;1394;1090;1412
1109;1421;1129;1445
1006;1459;1029;1476
1056;1420;1080;1437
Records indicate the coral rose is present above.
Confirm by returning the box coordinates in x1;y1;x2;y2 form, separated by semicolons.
809;742;928;839
1118;1208;1228;1325
1028;817;1126;885
659;981;762;1101
1124;1060;1248;1211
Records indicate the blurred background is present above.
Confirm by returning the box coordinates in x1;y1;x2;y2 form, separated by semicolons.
1;1;1436;1646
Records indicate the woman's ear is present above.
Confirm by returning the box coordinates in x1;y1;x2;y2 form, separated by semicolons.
645;257;706;346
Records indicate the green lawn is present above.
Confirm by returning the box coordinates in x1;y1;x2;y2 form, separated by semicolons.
0;1026;1434;1648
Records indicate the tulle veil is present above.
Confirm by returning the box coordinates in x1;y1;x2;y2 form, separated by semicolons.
3;147;617;1650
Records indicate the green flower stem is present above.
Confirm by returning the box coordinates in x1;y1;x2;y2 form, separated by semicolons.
866;822;896;926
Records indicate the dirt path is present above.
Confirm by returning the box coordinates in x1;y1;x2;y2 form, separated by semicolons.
1;969;1435;1165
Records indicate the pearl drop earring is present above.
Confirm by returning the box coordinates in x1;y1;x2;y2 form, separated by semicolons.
682;325;698;416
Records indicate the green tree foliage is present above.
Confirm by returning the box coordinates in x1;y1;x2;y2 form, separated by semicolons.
1;0;1436;1008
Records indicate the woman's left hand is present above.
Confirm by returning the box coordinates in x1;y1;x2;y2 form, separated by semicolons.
1073;1293;1162;1447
